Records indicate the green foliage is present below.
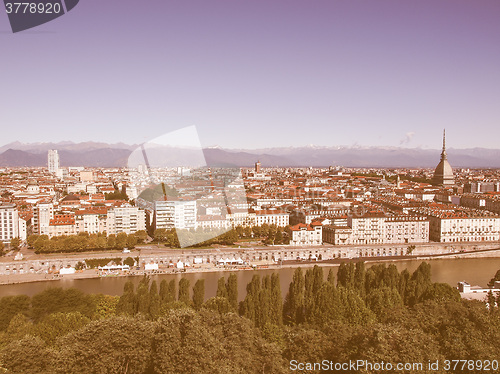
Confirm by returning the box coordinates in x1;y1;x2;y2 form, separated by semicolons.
138;183;178;202
226;273;238;312
0;295;30;331
84;257;122;269
2;263;500;373
136;276;151;316
159;279;177;306
104;189;129;201
123;256;135;267
133;230;148;244
203;297;232;314
30;288;95;322
33;312;90;345
216;276;228;298
366;287;403;317
192;279;205;310
32;232;141;254
283;267;305;325
178;278;191;306
0;335;52;374
152;309;287;374
337;262;355;289
27;234;38;248
9;237;21;250
91;294;119;319
116;281;136;316
149;280;161;319
54;316;154;374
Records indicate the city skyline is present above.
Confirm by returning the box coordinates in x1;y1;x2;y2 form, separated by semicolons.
1;0;500;149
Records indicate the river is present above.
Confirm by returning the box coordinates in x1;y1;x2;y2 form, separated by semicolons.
1;258;499;300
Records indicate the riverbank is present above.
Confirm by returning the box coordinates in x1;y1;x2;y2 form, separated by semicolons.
1;246;500;286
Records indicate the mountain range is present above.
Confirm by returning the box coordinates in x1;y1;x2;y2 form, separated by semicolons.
1;141;500;168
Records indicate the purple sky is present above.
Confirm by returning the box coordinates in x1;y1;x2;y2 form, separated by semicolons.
1;0;500;149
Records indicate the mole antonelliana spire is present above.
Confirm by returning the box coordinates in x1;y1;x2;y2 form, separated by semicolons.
432;129;454;186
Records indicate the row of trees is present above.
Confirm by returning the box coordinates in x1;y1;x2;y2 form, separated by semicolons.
28;231;148;254
153;224;291;248
1;264;500;373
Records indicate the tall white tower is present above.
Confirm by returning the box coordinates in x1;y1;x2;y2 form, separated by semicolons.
48;149;60;174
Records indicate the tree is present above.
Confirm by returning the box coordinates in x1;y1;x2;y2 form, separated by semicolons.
149;281;161;320
366;287;403;317
216;277;228;298
192;279;205;310
152;309;287;374
178;278;191;305
134;230;148;244
203;297;231;314
33;312;90;345
54;316;154;374
0;241;4;255
106;234;116;249
337;262;355;289
91;294;119;319
240;275;261;326
126;235;137;249
10;237;21;251
270;273;283;325
154;228;168;243
115;233;128;250
226;274;238;312
0;295;30;331
354;262;366;298
123;257;135;267
136;276;151;316
116;281;136;316
30;288;95;322
27;234;39;248
164;280;177;304
283;268;305;325
0;335;52;374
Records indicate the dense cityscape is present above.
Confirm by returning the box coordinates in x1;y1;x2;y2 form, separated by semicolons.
1;134;500;373
1;132;500;279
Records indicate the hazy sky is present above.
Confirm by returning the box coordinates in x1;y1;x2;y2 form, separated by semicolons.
1;0;500;149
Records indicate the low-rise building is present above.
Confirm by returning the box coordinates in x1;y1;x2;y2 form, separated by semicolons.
322;213;429;245
289;222;322;246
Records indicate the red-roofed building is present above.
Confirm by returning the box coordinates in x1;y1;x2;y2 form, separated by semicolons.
48;214;76;237
289;222;322;246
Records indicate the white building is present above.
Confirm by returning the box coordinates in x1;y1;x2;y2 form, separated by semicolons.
107;206;146;235
428;212;500;243
196;215;230;230
48;149;60;174
254;209;289;227
75;208;108;234
289;222;322;246
0;205;19;243
154;200;197;230
33;202;54;235
322;213;429;245
18;213;31;241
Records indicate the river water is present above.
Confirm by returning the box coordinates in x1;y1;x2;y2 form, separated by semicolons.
1;258;500;301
